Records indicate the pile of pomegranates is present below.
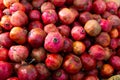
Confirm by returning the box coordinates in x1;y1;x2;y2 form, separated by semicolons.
0;0;120;80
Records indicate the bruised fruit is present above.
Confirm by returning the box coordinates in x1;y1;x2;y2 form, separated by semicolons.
18;64;38;80
35;63;51;80
89;44;106;60
63;54;82;74
73;41;86;55
10;27;27;44
44;32;64;53
84;20;101;36
45;53;63;70
8;45;29;62
28;28;46;48
0;61;13;80
52;69;68;80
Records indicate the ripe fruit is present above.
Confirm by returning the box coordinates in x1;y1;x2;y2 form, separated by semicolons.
29;10;41;21
0;47;8;61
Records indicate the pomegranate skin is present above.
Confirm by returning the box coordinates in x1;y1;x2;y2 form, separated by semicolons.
58;8;75;24
28;21;43;31
89;44;106;60
63;54;82;74
18;65;38;80
42;9;58;24
0;61;13;80
70;72;85;80
84;75;99;80
71;26;86;40
109;56;120;70
3;0;19;8
44;32;64;53
45;53;63;70
10;10;28;27
8;45;29;62
29;10;41;21
7;77;19;80
92;0;106;14
81;53;96;71
110;38;118;50
28;28;46;48
0;47;8;61
99;19;112;32
50;0;66;7
35;63;51;80
52;69;69;80
0;32;13;48
32;0;44;9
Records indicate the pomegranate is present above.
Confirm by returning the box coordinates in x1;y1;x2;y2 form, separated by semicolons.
29;10;41;21
0;47;8;61
70;72;85;80
35;63;51;80
44;32;64;53
58;8;75;24
31;47;46;62
40;2;55;13
50;0;66;7
89;44;106;60
32;0;44;9
10;27;27;44
8;45;29;62
3;8;11;15
0;61;13;80
18;64;38;80
84;75;99;80
42;9;58;24
3;0;19;7
110;38;118;50
63;54;82;74
52;69;68;80
71;26;86;40
45;53;63;70
73;41;86;55
7;77;19;80
109;28;119;38
84;20;101;36
10;10;28;27
28;28;46;48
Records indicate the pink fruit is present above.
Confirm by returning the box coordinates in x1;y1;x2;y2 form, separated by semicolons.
28;21;43;31
109;56;120;70
102;11;112;19
62;37;73;53
3;0;19;8
95;32;111;47
50;0;66;7
107;15;120;27
0;0;5;10
110;38;118;50
45;53;63;70
58;8;75;24
70;72;85;80
83;38;91;48
10;10;28;27
35;63;51;80
32;0;44;9
69;7;79;19
0;32;13;48
71;26;86;40
100;19;112;32
42;9;58;24
29;10;41;21
3;8;11;15
87;69;98;76
92;0;106;14
18;64;38;80
81;53;96;71
63;54;82;74
52;69;68;80
28;28;46;48
0;9;3;19
44;23;58;34
10;27;27;44
0;15;13;30
40;2;55;13
84;75;99;80
0;47;8;61
58;25;70;37
31;47;46;62
92;14;102;22
104;47;112;60
7;77;19;80
0;61;13;80
106;1;119;14
84;20;101;36
10;2;25;14
79;11;93;25
8;45;29;62
44;32;64;53
89;44;106;60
